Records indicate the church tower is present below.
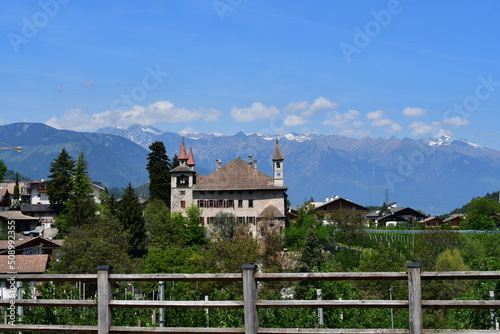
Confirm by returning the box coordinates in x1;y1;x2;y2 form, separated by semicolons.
272;138;284;186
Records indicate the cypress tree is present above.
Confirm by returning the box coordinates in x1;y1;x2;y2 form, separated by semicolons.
46;148;75;205
0;160;6;182
146;141;171;205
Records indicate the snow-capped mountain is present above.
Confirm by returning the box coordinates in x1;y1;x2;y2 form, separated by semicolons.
427;135;483;148
95;126;500;214
2;122;500;215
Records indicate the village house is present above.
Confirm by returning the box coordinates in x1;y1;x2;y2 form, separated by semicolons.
0;235;62;256
170;139;288;237
421;216;443;228
21;180;105;205
442;214;463;228
312;196;368;223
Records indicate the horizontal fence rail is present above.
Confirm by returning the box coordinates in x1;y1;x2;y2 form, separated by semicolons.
0;264;499;334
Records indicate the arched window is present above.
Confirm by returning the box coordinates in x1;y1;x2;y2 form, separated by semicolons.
177;174;188;187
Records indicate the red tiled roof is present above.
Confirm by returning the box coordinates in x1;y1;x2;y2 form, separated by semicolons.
179;139;187;160
187;147;195;166
0;254;49;273
195;158;287;191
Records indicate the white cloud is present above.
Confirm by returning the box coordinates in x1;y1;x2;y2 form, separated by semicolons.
307;96;339;117
285;96;339;118
409;121;442;136
322;109;361;128
388;123;403;133
366;110;402;133
443;116;470;126
403;107;428;117
46;101;222;131
366;109;385;120
230;102;281;122
283;115;307;127
372;118;393;127
352;120;363;128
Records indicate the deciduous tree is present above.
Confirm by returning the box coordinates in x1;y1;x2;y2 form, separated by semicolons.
462;197;500;230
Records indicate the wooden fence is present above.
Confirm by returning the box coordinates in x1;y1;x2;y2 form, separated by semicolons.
0;263;499;334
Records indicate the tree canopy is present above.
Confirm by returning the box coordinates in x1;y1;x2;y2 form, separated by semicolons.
462;197;500;230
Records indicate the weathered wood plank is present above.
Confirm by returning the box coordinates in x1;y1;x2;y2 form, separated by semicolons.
422;300;500;309
258;329;410;334
420;271;500;280
0;299;96;307
0;274;97;281
110;327;245;333
256;272;409;282
0;324;97;332
256;300;408;309
109;300;244;309
109;273;242;282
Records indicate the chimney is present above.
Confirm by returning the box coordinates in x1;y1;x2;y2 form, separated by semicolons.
216;159;222;170
248;154;253;165
253;159;258;170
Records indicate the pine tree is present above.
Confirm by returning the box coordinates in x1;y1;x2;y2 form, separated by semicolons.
46;148;75;205
117;183;145;254
55;152;98;231
146;141;171;205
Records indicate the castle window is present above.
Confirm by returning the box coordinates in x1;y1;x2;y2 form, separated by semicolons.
218;200;223;208
248;199;254;208
197;200;204;208
209;200;214;208
180;191;186;195
238;200;243;208
228;200;234;208
276;162;281;168
181;201;186;208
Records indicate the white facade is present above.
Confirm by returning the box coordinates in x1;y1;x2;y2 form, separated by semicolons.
171;140;288;237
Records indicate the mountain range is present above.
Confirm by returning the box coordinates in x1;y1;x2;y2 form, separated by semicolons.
1;122;500;215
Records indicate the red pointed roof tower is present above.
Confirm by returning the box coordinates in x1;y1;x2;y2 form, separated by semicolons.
187;147;196;169
179;138;188;165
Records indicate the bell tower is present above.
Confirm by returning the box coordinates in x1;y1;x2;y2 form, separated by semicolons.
272;138;284;186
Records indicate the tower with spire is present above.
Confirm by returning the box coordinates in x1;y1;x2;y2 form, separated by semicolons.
272;138;284;186
170;138;196;210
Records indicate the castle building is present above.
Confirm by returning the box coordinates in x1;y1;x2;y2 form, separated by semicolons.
170;139;288;237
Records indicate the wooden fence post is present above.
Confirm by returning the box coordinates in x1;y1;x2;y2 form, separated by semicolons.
97;266;113;334
242;264;258;334
407;263;423;334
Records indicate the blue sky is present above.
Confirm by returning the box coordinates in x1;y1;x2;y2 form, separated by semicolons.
2;1;500;149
